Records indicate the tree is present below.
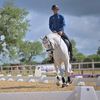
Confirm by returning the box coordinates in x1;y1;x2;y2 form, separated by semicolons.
19;41;43;64
88;54;100;61
97;47;100;55
0;3;29;59
42;58;50;64
71;40;86;61
76;52;86;62
71;39;78;57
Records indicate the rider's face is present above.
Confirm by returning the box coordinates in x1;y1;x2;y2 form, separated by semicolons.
52;9;59;14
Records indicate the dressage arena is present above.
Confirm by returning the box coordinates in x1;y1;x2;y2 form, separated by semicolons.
0;62;100;100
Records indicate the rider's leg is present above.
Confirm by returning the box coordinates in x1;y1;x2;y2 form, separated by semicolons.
61;33;73;61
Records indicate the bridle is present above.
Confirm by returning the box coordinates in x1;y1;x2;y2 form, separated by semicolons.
42;34;62;53
42;36;54;52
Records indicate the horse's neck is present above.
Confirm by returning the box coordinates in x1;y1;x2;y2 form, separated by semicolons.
51;34;67;52
48;33;59;39
48;33;61;43
48;33;65;51
48;34;60;46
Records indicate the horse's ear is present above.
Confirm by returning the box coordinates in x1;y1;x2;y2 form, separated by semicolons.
45;36;48;39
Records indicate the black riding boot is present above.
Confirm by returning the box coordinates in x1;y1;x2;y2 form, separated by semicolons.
68;42;73;61
61;33;73;62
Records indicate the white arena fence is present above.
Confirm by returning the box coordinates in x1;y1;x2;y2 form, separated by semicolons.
71;61;100;75
0;61;100;75
71;61;100;70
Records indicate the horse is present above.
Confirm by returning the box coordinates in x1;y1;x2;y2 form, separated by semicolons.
42;33;73;87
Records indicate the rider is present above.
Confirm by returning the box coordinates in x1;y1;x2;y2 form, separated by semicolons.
49;5;73;61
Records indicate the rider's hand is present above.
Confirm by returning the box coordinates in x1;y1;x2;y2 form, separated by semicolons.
52;31;57;33
58;31;63;36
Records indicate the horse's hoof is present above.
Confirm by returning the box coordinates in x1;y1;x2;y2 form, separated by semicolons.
56;82;60;86
66;83;70;86
66;81;72;85
69;81;72;84
62;84;66;88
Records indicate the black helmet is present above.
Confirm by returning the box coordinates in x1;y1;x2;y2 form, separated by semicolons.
51;5;59;10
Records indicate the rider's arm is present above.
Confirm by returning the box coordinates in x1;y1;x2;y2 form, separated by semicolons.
58;15;65;32
49;17;56;32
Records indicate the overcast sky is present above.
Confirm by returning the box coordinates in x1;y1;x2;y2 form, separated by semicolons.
0;0;100;55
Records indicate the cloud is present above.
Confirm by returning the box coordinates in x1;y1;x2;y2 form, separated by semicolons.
66;16;100;54
62;0;100;16
0;0;100;55
25;11;51;41
15;0;100;16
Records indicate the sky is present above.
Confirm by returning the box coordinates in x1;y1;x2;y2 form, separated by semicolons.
0;0;100;55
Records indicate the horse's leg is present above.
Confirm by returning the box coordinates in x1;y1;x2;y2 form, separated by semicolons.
54;63;61;86
67;63;73;84
64;61;72;86
59;67;66;88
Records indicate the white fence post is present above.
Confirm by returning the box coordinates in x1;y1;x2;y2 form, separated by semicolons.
92;60;95;75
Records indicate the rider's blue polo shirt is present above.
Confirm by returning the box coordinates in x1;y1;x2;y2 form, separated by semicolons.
49;14;65;32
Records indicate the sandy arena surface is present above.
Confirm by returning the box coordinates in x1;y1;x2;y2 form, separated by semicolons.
0;81;100;93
